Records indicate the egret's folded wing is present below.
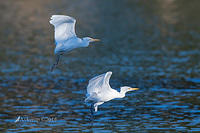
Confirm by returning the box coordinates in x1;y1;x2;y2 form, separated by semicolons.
50;15;76;44
87;72;112;95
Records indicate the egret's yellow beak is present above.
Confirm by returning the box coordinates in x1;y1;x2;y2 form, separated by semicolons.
90;38;100;42
129;88;139;91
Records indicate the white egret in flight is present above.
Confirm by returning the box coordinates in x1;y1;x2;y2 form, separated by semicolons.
49;15;100;71
85;71;139;117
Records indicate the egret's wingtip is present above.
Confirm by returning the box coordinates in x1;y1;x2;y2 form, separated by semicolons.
107;71;112;75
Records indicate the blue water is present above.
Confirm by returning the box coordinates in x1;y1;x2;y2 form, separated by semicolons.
0;0;200;132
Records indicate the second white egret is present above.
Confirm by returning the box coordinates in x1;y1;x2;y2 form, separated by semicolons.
49;15;100;71
85;71;139;116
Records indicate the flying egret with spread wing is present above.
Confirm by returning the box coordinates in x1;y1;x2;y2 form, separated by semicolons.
85;71;139;117
49;15;100;71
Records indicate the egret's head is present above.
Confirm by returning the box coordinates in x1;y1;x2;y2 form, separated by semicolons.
120;86;139;93
82;37;100;46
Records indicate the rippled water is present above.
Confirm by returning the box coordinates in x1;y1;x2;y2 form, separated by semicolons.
0;0;200;132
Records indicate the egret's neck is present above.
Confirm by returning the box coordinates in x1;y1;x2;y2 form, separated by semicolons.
117;90;126;98
81;38;90;47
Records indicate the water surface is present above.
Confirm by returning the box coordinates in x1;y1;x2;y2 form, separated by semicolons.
0;0;200;132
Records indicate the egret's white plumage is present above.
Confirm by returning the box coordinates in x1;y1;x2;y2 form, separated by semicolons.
50;15;76;44
49;15;100;71
85;71;139;112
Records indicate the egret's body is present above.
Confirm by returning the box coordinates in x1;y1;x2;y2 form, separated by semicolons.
49;15;100;71
55;37;83;54
85;71;139;114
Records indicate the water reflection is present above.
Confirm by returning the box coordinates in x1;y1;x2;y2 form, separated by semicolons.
156;0;179;24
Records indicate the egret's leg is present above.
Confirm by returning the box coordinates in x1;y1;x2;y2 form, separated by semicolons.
51;54;61;71
94;102;104;112
94;104;98;112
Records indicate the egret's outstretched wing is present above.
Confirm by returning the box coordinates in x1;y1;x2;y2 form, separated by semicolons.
50;15;76;44
87;71;112;95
